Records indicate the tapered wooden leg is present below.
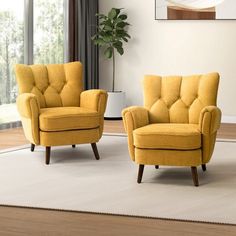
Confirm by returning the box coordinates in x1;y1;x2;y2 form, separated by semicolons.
31;144;35;152
91;143;100;160
72;145;76;148
137;165;145;184
45;146;51;165
155;165;159;169
202;164;207;172
191;167;199;187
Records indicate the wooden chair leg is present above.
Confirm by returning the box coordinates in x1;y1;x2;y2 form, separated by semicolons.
137;165;145;184
202;164;207;172
45;146;51;165
155;165;159;169
72;145;76;148
191;167;199;187
31;144;35;152
91;143;100;160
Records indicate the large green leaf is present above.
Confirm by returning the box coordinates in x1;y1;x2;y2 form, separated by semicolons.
115;30;130;39
104;25;113;31
104;47;113;59
114;18;123;24
122;37;128;42
108;8;117;20
114;8;122;17
122;32;131;38
93;38;105;46
118;14;127;20
115;46;124;55
113;41;122;48
103;34;113;43
117;22;130;28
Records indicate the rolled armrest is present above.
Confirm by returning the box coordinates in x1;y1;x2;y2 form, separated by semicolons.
80;89;108;138
199;106;221;164
122;106;149;132
16;93;40;118
199;106;221;135
80;89;108;115
16;93;40;145
122;106;149;160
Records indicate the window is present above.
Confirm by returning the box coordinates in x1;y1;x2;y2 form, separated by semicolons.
0;0;66;126
0;0;24;125
34;0;64;64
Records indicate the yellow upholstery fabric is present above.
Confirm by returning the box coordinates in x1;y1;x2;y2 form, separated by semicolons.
80;89;108;138
199;106;221;135
39;107;100;132
199;106;221;163
133;124;201;150
135;148;202;166
15;61;107;148
15;62;83;108
40;128;100;146
122;73;221;168
122;106;149;160
143;73;219;124
16;93;40;145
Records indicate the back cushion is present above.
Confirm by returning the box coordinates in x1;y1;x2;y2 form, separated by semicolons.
15;62;83;108
143;73;219;124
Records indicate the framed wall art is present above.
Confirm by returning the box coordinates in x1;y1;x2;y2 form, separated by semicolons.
155;0;236;20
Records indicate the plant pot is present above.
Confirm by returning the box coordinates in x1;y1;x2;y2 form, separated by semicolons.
104;91;126;119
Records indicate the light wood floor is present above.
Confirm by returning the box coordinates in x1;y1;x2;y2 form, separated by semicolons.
0;121;236;235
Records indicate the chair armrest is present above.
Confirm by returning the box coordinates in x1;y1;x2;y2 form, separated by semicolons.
80;89;108;115
16;93;40;145
16;93;40;118
122;106;149;132
122;106;149;160
199;106;221;164
199;106;222;135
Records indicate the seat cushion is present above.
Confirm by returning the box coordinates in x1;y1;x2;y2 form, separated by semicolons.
39;107;100;132
133;124;201;150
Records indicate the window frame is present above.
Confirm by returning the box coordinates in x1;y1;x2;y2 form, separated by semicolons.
24;0;68;64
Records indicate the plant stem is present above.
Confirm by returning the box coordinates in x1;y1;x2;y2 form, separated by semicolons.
112;47;115;92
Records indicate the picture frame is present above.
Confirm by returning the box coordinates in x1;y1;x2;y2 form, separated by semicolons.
155;0;236;20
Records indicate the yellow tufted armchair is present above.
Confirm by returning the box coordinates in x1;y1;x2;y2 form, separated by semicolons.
122;73;221;186
15;62;107;164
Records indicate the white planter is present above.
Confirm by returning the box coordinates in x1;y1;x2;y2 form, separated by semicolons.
105;91;126;119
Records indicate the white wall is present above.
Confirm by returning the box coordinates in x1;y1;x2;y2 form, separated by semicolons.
99;0;236;122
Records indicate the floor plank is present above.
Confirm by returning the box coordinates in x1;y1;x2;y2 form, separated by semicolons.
0;207;235;236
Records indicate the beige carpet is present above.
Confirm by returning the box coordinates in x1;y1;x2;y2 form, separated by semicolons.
0;135;236;225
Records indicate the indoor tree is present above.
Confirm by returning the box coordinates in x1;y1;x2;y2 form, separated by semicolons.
92;8;131;92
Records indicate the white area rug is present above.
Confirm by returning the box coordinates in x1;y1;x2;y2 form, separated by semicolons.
0;135;236;225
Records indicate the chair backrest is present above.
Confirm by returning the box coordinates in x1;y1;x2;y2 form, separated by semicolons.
143;73;219;124
15;61;83;108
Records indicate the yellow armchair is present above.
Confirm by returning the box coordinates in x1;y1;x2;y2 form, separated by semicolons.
122;73;221;186
15;62;107;164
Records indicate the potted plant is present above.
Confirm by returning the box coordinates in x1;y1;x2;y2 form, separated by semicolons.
92;8;131;119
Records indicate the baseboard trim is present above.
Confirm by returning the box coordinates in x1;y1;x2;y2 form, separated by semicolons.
0;121;22;130
222;116;236;124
